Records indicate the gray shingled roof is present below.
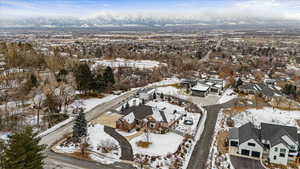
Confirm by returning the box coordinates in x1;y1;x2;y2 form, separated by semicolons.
229;127;239;140
261;122;298;146
239;122;263;147
121;105;154;120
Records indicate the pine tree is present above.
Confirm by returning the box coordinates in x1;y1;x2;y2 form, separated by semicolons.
125;102;130;109
74;63;95;93
103;66;115;88
160;93;164;100
73;110;87;143
153;92;157;100
2;127;46;169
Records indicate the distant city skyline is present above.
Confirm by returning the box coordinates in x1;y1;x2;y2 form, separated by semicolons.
1;0;300;21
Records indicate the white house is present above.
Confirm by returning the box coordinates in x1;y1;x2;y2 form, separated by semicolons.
191;83;210;97
229;122;300;166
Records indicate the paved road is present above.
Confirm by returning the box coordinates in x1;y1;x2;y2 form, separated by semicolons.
42;91;137;169
187;98;241;169
201;38;223;62
46;151;135;169
104;126;134;161
230;156;265;169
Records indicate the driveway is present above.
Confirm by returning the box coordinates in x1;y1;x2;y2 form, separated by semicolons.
104;126;134;161
230;156;265;169
188;94;220;106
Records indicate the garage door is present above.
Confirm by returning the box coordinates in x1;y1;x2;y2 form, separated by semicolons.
251;151;261;158
241;149;250;156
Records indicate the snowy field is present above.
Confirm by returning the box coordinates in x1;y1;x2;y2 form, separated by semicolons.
218;89;237;104
147;77;181;87
92;58;167;69
130;132;184;156
232;107;300;128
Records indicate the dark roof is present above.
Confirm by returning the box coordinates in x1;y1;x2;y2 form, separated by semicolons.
256;83;283;97
238;82;257;91
261;122;298;146
120;105;154;120
239;122;263;147
229;127;239;140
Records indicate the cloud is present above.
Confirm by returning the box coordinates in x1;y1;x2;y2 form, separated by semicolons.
1;0;300;21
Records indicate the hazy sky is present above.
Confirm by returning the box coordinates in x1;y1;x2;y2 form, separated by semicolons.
1;0;300;20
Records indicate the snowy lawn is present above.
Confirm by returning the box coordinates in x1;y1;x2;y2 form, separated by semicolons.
92;58;167;69
70;95;119;113
147;77;181;87
56;124;121;160
218;89;237;104
130;132;184;156
232;107;300;128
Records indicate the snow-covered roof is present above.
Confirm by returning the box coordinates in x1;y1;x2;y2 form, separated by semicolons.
191;83;210;91
123;112;136;124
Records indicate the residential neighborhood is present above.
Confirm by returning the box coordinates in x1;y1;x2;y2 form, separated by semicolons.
2;1;300;169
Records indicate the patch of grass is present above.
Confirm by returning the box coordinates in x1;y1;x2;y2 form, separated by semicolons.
136;141;152;148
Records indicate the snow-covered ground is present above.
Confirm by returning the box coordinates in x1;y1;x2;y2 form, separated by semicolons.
69;95;119;113
56;124;121;164
130;132;184;156
147;77;181;87
232;107;300;128
218;89;237;104
92;58;167;69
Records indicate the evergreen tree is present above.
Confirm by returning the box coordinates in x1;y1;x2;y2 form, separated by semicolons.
73;110;87;143
74;63;94;93
94;73;106;93
160;93;164;100
30;74;38;87
125;102;130;109
95;47;103;58
2;127;46;169
103;66;115;88
153;92;156;100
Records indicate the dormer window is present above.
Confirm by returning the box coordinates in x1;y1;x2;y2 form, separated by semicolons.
248;142;255;147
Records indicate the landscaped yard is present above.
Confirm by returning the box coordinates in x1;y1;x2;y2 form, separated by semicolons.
130;132;184;156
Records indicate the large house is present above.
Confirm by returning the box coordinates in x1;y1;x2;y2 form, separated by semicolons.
191;83;210;97
116;105;169;133
229;122;300;166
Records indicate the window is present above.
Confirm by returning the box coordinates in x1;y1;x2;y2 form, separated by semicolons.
251;151;261;158
274;147;278;152
280;149;286;153
273;156;277;160
279;153;285;158
241;149;250;156
230;141;238;147
248;142;255;147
